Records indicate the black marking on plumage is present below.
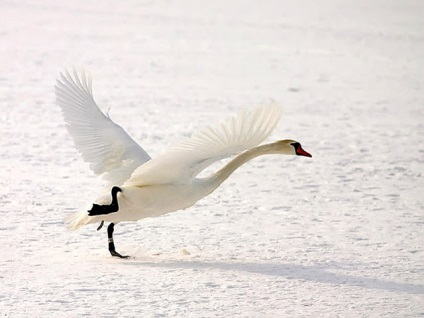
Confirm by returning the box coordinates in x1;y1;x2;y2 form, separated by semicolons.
88;186;122;216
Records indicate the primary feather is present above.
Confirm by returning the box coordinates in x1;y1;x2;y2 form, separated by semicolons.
124;103;282;187
55;69;151;186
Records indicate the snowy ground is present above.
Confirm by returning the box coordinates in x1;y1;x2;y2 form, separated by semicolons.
1;0;423;317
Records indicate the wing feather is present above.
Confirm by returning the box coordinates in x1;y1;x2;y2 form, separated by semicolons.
124;103;282;187
55;69;151;186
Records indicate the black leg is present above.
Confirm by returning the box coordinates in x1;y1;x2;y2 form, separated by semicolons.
107;223;129;258
97;220;104;231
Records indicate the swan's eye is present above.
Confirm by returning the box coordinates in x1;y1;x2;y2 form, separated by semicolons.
292;142;312;157
290;142;300;150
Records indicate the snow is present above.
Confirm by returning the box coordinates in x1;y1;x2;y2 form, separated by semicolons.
1;0;423;317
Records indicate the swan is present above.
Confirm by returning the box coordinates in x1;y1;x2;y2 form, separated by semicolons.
55;69;312;258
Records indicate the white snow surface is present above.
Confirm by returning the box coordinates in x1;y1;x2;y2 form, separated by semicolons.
1;0;423;317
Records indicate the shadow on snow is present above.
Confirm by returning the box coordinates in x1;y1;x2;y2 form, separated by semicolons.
123;259;424;295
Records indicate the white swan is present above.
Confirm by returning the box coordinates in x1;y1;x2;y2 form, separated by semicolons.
55;69;312;258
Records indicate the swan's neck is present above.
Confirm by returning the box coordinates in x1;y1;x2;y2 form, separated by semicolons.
202;142;293;194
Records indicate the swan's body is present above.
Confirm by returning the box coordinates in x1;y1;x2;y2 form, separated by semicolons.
55;69;311;257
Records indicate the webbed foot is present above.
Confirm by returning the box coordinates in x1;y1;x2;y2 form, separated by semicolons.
110;249;130;259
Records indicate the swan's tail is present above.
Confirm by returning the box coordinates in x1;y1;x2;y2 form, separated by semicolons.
66;191;116;230
66;210;97;230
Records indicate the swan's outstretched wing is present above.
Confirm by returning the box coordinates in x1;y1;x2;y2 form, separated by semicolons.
124;103;282;186
55;69;151;186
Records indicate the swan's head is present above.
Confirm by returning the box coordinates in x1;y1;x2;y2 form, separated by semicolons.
276;140;312;157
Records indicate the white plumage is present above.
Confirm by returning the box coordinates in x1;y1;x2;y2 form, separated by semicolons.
55;69;150;187
124;102;282;187
55;69;311;257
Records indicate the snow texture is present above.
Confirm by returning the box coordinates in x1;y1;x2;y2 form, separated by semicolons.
0;0;423;317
